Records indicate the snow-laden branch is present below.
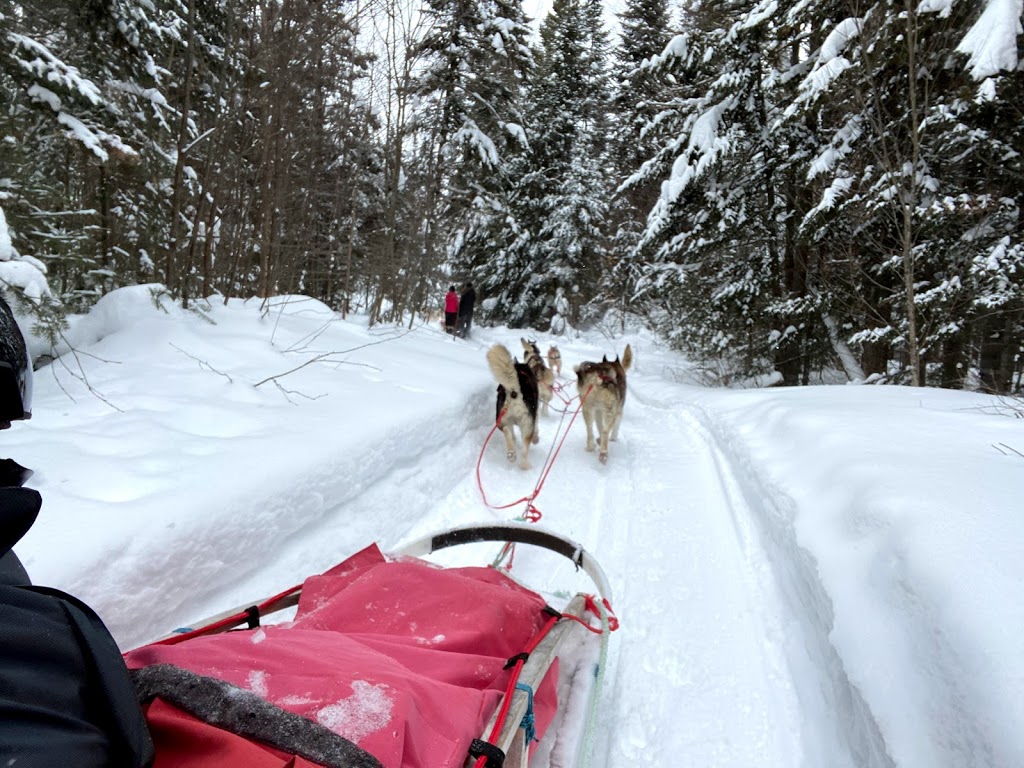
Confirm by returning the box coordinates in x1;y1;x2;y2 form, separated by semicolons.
9;33;104;105
784;17;862;121
956;0;1023;80
12;34;138;161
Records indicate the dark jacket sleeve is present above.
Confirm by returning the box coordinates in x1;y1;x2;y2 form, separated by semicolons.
0;585;154;767
0;488;154;768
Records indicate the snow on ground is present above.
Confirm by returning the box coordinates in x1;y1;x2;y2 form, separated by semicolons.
6;285;1024;768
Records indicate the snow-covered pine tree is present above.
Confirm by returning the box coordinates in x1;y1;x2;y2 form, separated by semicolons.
606;0;674;320
792;0;1015;387
489;0;613;330
1;0;184;317
944;2;1024;391
408;0;535;322
634;0;832;384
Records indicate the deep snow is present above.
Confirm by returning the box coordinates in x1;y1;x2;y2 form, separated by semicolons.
5;285;1024;767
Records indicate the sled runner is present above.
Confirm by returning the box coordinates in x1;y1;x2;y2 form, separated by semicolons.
124;522;615;768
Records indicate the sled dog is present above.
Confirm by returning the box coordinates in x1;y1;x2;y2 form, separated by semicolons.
547;345;562;377
574;344;633;464
487;344;540;469
522;338;556;416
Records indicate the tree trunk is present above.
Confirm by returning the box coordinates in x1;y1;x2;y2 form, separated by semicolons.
978;316;1007;393
939;334;966;389
166;0;197;297
900;0;923;386
862;341;889;378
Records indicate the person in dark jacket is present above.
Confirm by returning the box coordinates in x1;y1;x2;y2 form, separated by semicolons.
456;282;476;339
0;293;154;768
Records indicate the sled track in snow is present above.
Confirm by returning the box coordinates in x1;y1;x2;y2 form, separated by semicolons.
675;396;895;768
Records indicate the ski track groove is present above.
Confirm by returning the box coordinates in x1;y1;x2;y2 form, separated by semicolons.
598;390;802;767
683;401;894;768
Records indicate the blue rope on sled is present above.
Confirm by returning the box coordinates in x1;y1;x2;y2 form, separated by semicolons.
515;682;537;743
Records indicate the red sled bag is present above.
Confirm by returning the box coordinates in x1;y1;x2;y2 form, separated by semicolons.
125;544;559;768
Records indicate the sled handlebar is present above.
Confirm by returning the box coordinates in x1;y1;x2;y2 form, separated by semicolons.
394;522;613;604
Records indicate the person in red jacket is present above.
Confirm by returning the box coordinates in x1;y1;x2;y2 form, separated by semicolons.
444;286;459;335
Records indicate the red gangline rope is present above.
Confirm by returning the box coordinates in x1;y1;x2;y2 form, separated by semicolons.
475;386;592;513
476;385;593;569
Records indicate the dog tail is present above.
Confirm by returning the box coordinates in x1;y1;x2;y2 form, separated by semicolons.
487;344;520;392
621;344;633;371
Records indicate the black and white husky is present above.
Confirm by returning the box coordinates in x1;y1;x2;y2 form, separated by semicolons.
487;344;539;469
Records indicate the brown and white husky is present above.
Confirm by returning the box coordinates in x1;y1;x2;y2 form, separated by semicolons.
546;345;562;377
521;338;555;416
574;345;633;464
487;344;540;469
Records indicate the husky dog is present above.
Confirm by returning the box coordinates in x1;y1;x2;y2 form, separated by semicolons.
521;338;556;416
487;344;540;468
574;345;633;464
547;345;562;377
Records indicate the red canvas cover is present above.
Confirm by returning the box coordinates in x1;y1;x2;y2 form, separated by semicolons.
143;698;323;767
126;545;558;768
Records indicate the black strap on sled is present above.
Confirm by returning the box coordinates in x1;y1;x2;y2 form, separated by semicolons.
504;651;529;670
468;738;505;767
243;605;260;629
225;605;260;633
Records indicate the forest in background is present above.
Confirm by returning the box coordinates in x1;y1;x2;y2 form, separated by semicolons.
1;0;1021;389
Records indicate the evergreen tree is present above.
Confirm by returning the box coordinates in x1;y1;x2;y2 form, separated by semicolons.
608;0;673;266
1;0;182;313
409;0;535;319
635;0;830;383
791;0;1014;386
485;0;613;329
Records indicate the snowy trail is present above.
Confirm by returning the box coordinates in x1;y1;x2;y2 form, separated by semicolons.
102;332;870;768
20;299;1024;768
172;368;856;768
571;382;804;767
404;371;829;768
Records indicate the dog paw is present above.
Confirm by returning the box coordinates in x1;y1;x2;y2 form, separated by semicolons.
585;442;595;452
506;451;517;463
531;433;539;444
599;451;608;464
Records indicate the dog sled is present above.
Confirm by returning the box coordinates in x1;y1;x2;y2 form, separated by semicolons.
123;522;616;768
